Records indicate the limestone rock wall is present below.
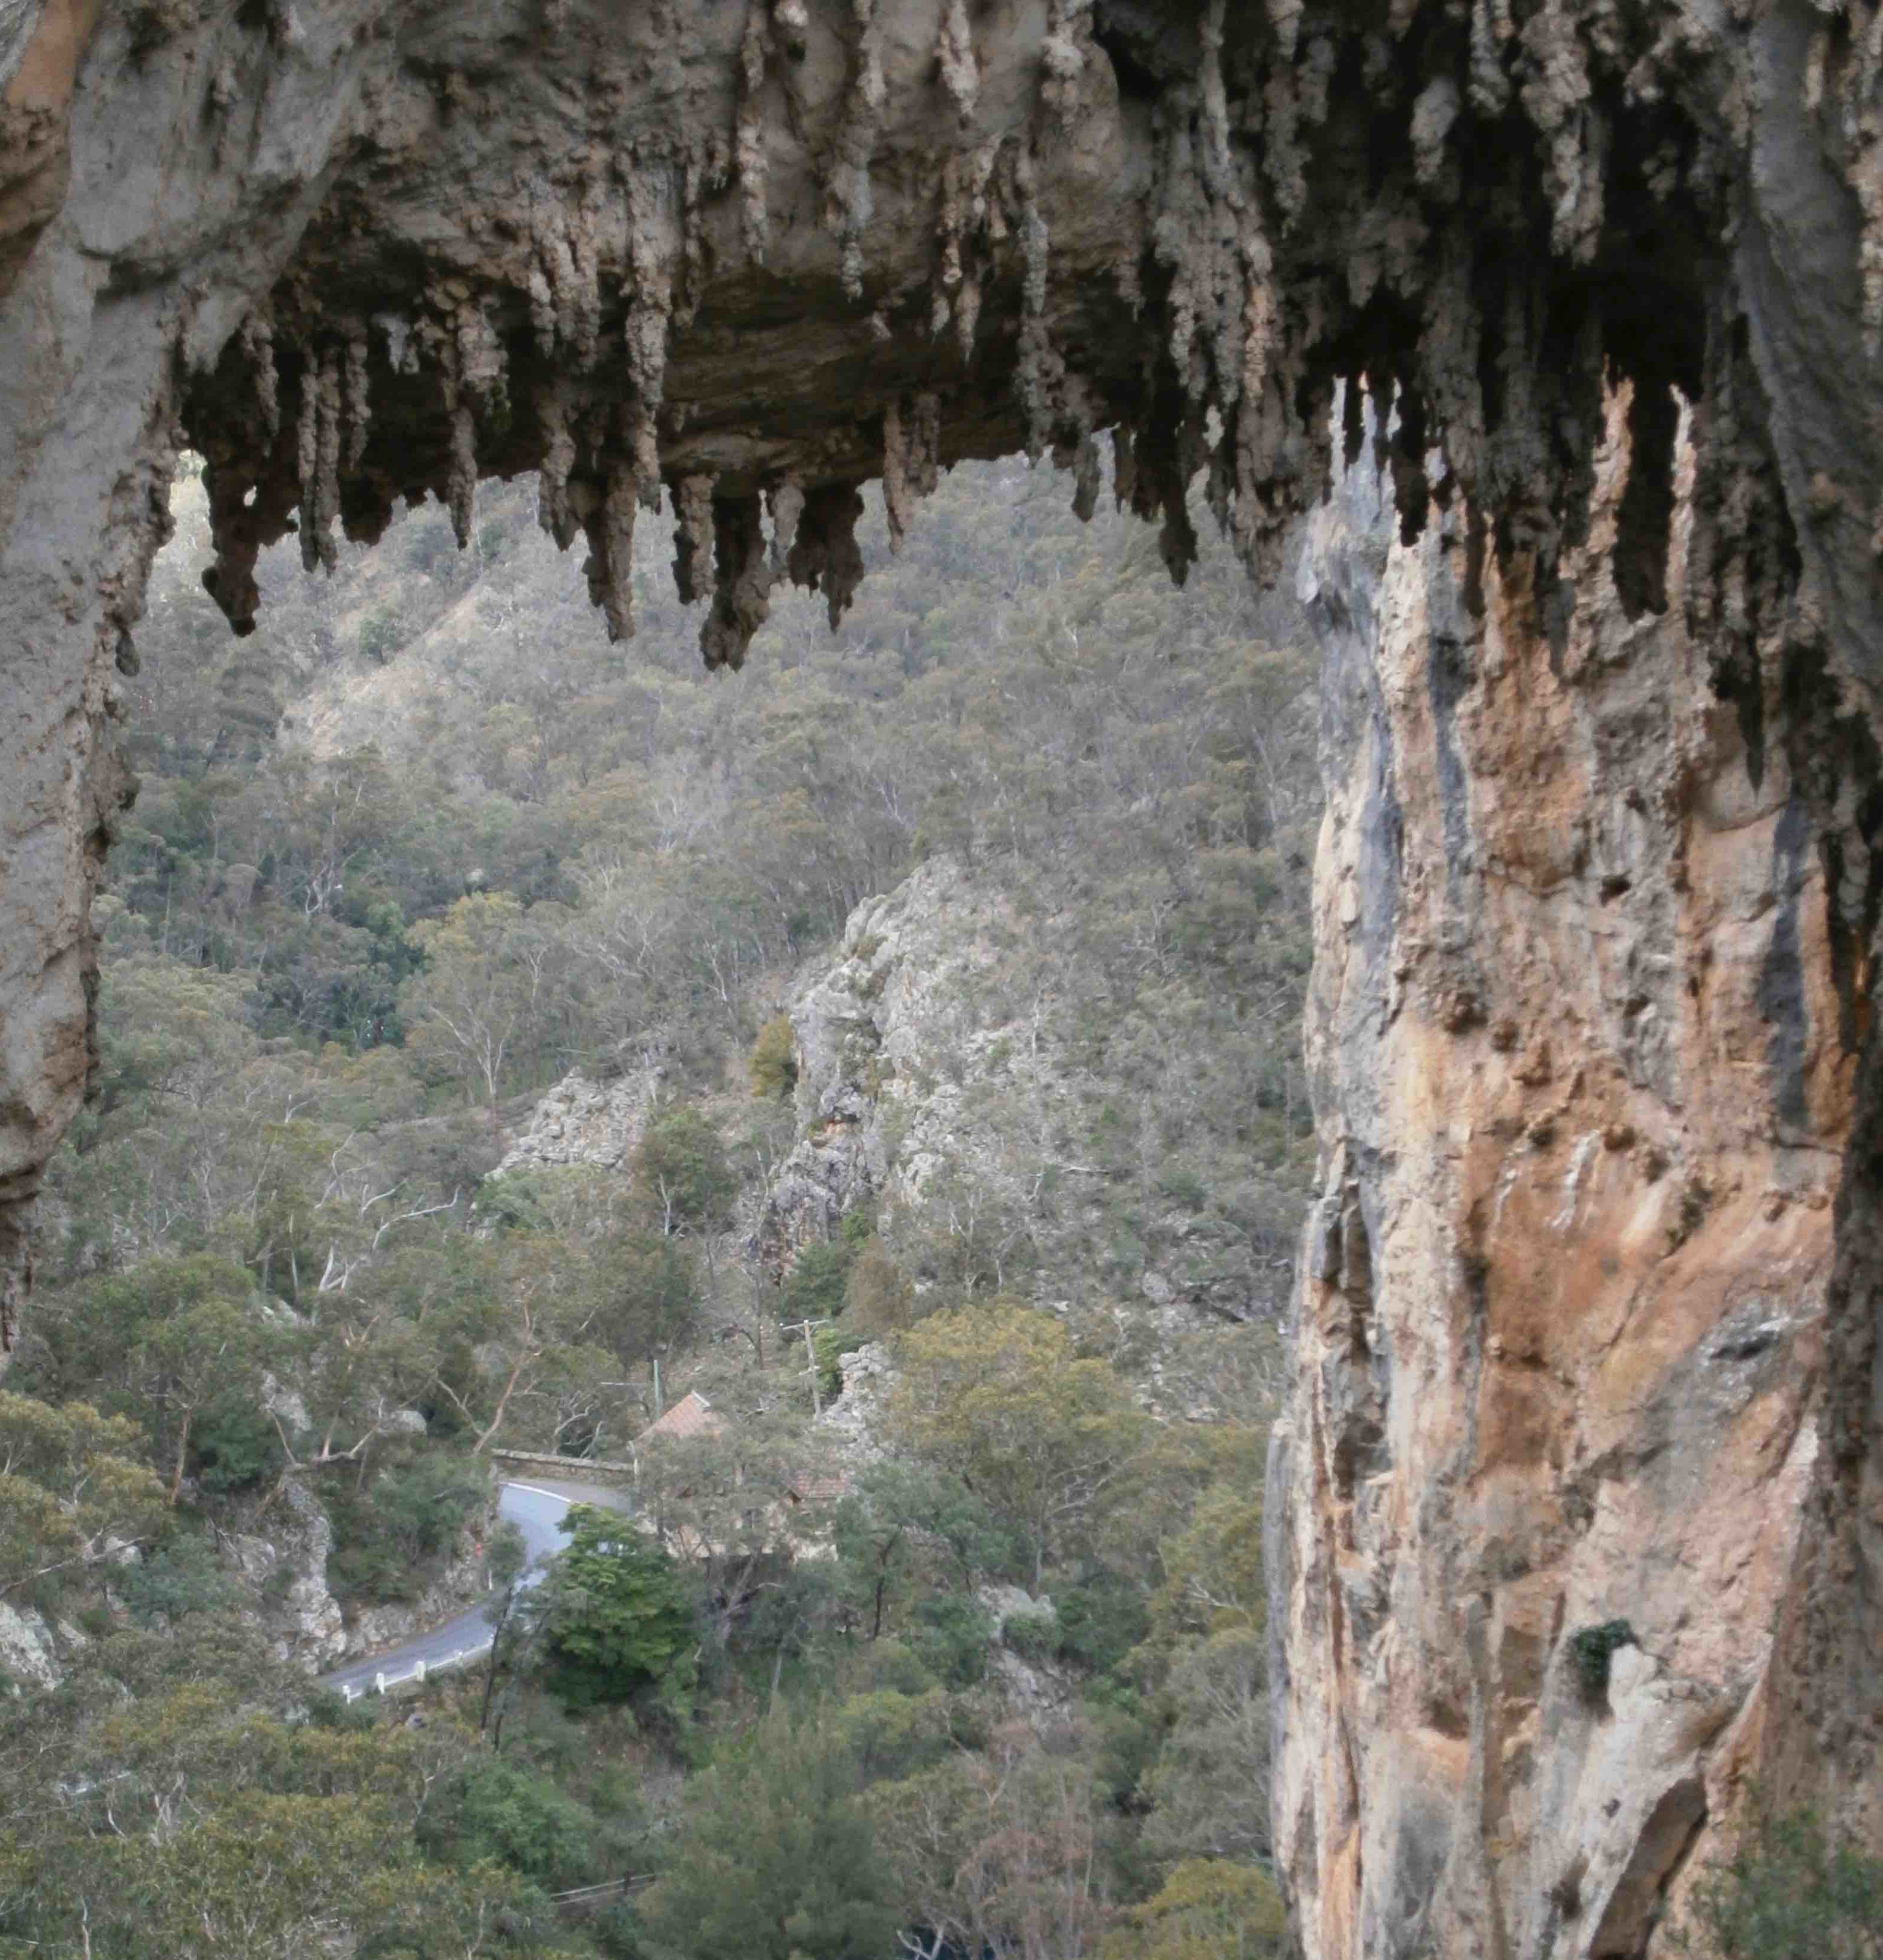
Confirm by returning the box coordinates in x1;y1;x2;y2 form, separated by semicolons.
1268;385;1878;1956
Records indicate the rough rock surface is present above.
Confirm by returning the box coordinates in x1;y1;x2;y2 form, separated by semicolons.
1268;385;1875;1957
225;1471;494;1669
494;1068;661;1178
812;1338;896;1466
0;1601;60;1691
756;855;1028;1271
7;0;1883;1950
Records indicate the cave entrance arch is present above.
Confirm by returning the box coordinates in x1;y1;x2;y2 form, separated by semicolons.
7;0;1883;1950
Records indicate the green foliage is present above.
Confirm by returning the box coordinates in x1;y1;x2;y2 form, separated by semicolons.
784;1239;854;1323
193;1394;285;1494
812;1323;850;1401
842;1242;914;1339
0;1390;166;1601
539;1504;695;1708
1570;1619;1636;1697
117;1528;244;1626
1002;1606;1059;1664
911;1593;993;1687
359;606;404;663
1141;1628;1272;1865
632;1106;737;1236
1055;1580;1150;1674
417;1755;600;1893
637;1716;897;1960
1678;1808;1883;1958
1101;1859;1288;1960
324;1451;491;1606
893;1299;1146;1587
749;1015;798;1099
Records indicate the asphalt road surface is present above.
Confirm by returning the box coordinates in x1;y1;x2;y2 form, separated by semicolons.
320;1478;628;1699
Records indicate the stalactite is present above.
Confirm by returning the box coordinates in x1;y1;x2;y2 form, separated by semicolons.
774;0;808;57
528;263;556;354
453;303;507;423
786;481;866;628
295;356;318;574
701;493;774;669
448;405;476;549
883;392;941;551
242;314;278;440
343;334;370;472
376;313;419;377
565;194;602;368
1071;429;1101;521
673;471;715;604
537;381;578;549
297;345;342;574
1040;0;1092;130
582;456;639;641
678;141;727;332
769;478;805;574
440;330;479;551
1113;422;1137;513
1014;147;1061;460
936;0;977;124
628;400;660;510
738;0;774;264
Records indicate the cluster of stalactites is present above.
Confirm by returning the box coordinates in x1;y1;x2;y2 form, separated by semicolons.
692;474;874;668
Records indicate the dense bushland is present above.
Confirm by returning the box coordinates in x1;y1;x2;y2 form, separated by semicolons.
1;451;1317;1959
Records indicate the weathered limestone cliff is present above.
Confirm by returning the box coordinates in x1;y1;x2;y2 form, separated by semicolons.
7;0;1883;1948
1270;385;1878;1956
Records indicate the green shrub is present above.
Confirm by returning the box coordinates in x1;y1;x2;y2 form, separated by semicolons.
323;1451;491;1606
540;1504;696;1709
1002;1607;1059;1665
784;1241;853;1323
1569;1619;1636;1697
911;1593;992;1688
1679;1807;1883;1958
844;1244;914;1339
812;1323;849;1401
358;607;403;663
417;1756;598;1893
192;1394;283;1494
634;1105;737;1234
749;1015;798;1099
1159;1168;1210;1212
117;1530;242;1626
1056;1579;1151;1674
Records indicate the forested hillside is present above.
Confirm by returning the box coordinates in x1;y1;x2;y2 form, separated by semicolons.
1;449;1320;1959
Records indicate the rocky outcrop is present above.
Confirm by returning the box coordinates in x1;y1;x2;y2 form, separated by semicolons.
8;0;1883;1950
813;1338;897;1466
757;855;1024;1271
226;1471;494;1669
1268;384;1877;1957
494;1068;661;1178
0;1600;61;1691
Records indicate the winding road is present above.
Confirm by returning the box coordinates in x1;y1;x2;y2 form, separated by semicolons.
321;1478;629;1700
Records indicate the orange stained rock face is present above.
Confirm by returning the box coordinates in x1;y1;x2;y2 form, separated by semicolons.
1271;382;1872;1960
